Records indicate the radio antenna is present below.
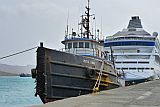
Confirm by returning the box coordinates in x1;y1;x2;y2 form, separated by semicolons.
66;9;69;36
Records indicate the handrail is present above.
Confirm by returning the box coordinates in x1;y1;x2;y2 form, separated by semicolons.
59;48;105;58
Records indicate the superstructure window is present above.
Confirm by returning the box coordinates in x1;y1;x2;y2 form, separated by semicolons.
129;68;136;70
68;43;72;49
121;68;128;70
138;62;149;64
123;62;137;64
145;68;149;70
73;42;78;48
79;42;84;48
115;62;121;63
85;42;89;48
138;68;144;70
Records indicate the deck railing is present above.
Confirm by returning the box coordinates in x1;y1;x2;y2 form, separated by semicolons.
59;48;105;58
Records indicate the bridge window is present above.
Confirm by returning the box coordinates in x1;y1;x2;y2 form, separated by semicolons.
68;43;72;49
73;42;78;48
85;42;89;48
79;42;84;48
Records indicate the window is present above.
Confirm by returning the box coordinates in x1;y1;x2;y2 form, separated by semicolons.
121;68;128;70
73;42;78;48
138;62;149;64
79;42;84;48
145;68;149;70
123;61;137;64
115;62;121;63
129;68;136;70
138;68;144;70
85;42;89;48
68;43;72;49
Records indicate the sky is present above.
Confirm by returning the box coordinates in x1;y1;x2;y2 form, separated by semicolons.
0;0;160;66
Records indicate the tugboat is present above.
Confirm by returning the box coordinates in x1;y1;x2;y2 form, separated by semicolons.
32;0;120;103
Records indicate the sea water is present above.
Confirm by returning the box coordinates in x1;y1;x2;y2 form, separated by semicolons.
0;76;42;107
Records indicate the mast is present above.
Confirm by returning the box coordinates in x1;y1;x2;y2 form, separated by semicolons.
66;10;69;36
65;0;92;39
86;0;90;38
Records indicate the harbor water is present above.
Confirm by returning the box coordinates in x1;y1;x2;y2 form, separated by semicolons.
0;76;42;107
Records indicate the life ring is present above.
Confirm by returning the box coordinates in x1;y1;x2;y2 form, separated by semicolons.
85;68;96;78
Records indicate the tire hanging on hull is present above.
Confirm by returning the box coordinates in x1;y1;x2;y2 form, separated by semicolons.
85;68;96;78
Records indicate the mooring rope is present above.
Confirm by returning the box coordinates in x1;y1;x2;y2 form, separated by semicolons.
93;60;104;93
0;46;38;60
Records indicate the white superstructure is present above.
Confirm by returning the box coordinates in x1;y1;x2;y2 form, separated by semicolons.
104;16;160;85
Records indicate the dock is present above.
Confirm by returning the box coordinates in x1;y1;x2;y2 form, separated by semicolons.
32;80;160;107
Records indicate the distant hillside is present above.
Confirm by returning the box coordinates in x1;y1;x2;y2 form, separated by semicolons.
0;64;35;74
0;71;18;76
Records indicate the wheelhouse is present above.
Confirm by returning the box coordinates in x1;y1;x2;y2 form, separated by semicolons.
61;37;104;58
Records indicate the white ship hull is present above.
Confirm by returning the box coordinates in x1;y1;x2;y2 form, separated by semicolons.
104;16;160;85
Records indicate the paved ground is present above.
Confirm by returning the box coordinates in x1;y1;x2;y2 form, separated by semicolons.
32;80;160;107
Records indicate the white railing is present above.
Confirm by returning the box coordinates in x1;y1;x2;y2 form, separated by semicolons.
59;48;105;58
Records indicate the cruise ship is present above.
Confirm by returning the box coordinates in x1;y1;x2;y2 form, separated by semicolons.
104;16;160;85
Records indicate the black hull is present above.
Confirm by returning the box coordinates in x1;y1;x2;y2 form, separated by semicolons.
35;47;120;103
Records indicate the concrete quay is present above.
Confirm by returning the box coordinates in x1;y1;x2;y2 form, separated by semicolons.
32;80;160;107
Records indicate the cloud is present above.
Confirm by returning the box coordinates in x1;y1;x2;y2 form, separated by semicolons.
0;1;66;18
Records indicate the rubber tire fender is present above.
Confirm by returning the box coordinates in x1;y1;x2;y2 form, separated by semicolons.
85;68;96;78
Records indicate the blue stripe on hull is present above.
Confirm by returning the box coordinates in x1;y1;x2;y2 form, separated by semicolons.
104;41;155;47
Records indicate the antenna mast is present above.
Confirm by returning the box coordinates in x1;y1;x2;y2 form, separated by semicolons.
101;17;103;40
66;10;69;37
86;0;90;38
